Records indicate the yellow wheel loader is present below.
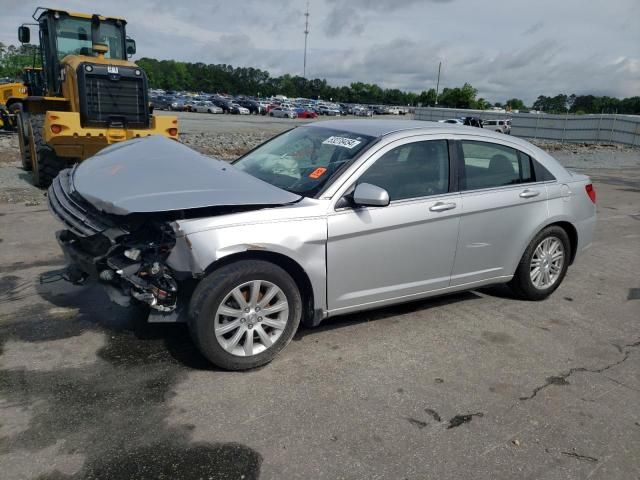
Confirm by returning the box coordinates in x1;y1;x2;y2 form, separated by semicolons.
8;8;178;187
0;81;28;132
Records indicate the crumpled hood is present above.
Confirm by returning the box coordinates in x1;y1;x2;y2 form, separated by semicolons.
72;135;301;215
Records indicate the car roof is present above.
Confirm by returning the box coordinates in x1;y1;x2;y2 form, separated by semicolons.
305;119;433;137
302;119;537;152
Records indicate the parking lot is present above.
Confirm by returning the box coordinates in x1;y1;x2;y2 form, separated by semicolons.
0;115;639;479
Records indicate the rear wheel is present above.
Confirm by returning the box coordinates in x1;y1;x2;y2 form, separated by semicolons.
28;114;66;188
189;260;302;370
509;226;570;300
16;111;32;171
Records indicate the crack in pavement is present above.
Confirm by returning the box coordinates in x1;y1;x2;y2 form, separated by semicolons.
424;408;442;422
447;412;484;429
561;451;599;463
519;339;640;401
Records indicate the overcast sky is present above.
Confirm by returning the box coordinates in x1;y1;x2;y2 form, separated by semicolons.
1;0;638;103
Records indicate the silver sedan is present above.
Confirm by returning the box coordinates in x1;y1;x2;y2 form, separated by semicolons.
269;107;297;119
47;120;596;370
191;101;223;114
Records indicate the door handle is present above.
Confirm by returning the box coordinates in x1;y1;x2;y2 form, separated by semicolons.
519;189;540;199
429;201;457;212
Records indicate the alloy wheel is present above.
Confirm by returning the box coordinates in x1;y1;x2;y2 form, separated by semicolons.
214;280;289;357
530;236;565;289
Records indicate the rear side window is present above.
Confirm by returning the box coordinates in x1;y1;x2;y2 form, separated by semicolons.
460;141;535;190
358;140;450;201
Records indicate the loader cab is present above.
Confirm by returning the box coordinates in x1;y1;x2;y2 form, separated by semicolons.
19;8;130;95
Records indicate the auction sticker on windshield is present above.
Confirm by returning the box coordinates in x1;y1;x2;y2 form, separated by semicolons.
322;136;362;149
309;167;327;179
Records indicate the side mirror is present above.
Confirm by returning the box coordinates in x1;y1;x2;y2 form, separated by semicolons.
18;26;30;44
352;183;390;207
126;38;136;56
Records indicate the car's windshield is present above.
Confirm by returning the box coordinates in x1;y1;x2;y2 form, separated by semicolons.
234;127;375;197
54;16;125;60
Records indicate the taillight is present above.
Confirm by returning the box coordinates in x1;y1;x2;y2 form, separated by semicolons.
585;184;596;204
167;128;178;136
50;124;62;134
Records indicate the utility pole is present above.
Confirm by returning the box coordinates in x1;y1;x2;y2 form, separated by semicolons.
303;1;310;78
435;61;441;106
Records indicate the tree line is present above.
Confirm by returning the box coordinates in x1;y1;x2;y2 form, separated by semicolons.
1;43;638;114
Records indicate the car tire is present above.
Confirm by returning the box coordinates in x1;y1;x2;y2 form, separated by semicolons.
509;226;571;301
189;260;302;370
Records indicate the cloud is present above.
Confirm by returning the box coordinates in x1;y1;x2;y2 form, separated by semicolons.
0;0;637;103
322;0;453;36
523;21;544;36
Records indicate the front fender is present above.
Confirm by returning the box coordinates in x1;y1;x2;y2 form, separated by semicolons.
166;218;328;313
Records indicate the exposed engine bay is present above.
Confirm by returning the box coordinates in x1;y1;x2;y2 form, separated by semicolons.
57;222;180;313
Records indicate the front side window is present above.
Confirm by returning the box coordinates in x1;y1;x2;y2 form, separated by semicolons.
357;140;450;201
54;17;124;60
234;127;374;197
461;141;534;190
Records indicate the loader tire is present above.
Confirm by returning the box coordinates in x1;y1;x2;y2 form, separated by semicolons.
28;114;66;188
17;111;32;171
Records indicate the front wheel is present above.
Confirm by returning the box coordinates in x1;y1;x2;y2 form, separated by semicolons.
509;226;570;300
28;114;66;188
189;260;302;370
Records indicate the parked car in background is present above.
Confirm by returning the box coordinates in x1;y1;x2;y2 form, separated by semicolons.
231;103;250;115
216;101;249;115
237;99;263;115
270;107;297;119
151;96;173;111
211;99;232;113
258;101;272;114
170;98;188;111
295;108;318;119
462;117;484;128
483;119;512;134
192;101;223;114
353;106;373;117
438;118;464;125
47;120;596;370
319;104;340;116
183;99;196;112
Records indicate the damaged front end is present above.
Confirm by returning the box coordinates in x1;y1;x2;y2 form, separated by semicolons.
47;168;182;314
45;136;302;320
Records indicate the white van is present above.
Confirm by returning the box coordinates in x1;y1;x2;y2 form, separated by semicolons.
483;119;512;134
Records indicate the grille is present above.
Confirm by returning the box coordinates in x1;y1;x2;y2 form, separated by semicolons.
84;75;148;128
47;167;119;238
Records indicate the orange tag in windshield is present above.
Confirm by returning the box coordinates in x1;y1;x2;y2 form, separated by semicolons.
309;167;327;179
